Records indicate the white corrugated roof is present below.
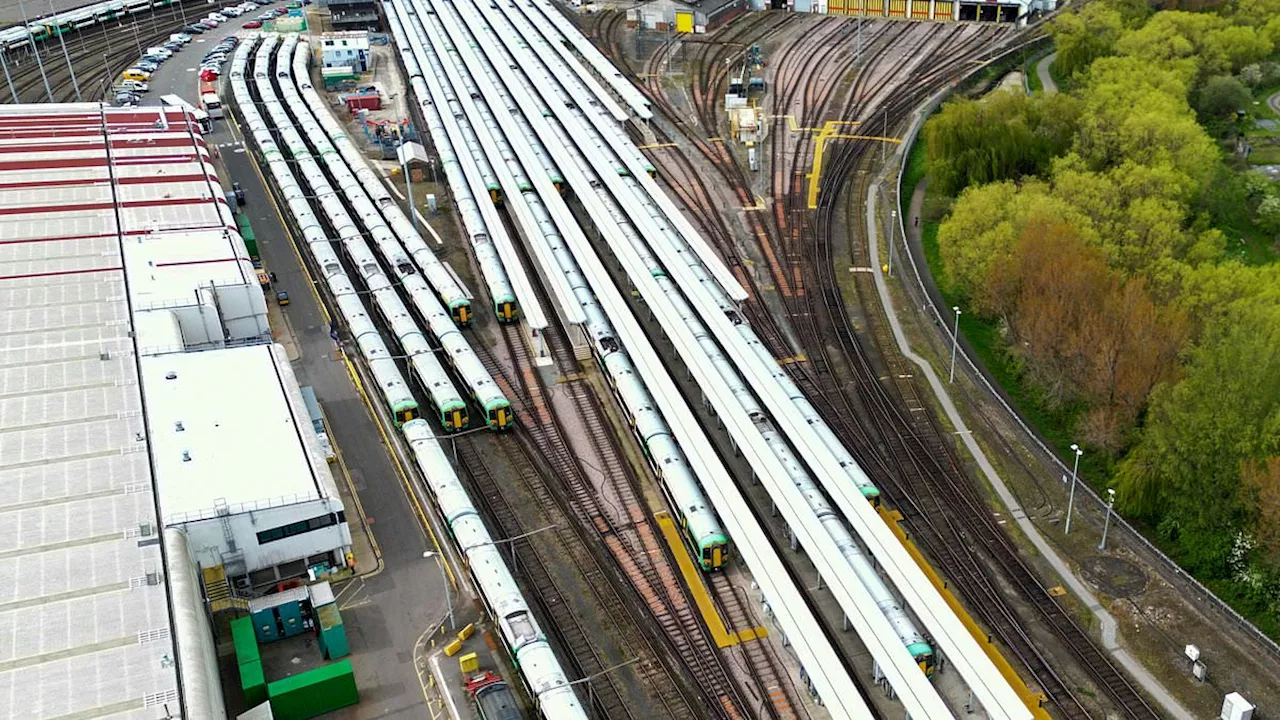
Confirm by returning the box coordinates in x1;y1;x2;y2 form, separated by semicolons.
0;104;218;720
143;343;336;525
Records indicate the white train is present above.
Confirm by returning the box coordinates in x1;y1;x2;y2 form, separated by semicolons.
232;37;584;719
383;2;519;324
249;34;471;432
1;0;184;51
462;0;935;675
268;35;511;432
229;36;421;426
403;420;586;718
286;40;475;328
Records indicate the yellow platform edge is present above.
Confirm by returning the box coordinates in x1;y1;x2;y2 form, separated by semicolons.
654;511;767;647
877;506;1052;718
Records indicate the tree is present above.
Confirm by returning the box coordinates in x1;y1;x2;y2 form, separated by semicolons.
936;182;1094;310
1196;76;1251;127
923;90;1080;195
1243;457;1280;564
1258;196;1280;237
1115;305;1280;573
1050;2;1129;80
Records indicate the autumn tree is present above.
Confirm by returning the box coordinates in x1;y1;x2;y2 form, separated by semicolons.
1243;457;1280;564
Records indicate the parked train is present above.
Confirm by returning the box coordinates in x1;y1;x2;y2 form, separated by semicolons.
233;41;583;718
0;0;180;51
384;2;519;323
275;36;513;432
473;0;934;674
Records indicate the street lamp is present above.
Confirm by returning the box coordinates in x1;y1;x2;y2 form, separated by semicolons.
1099;488;1117;551
887;209;896;276
1065;444;1083;535
948;306;961;384
422;550;454;630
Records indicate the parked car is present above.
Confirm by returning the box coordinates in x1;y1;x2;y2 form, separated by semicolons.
120;78;148;92
181;24;204;33
275;290;290;306
233;182;245;205
170;33;192;43
273;7;288;14
136;61;160;72
200;68;220;81
114;91;140;106
242;20;261;28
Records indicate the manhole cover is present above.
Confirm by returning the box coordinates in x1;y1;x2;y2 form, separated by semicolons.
1081;555;1148;598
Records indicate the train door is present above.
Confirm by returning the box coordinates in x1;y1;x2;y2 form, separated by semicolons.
448;408;464;431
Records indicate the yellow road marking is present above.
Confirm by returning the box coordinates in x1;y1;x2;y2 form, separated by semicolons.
655;511;767;648
878;506;1052;718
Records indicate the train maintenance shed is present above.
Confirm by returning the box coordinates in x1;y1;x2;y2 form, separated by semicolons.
0;102;342;719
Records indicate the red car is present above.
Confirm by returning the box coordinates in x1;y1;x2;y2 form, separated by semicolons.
243;20;261;28
200;68;220;81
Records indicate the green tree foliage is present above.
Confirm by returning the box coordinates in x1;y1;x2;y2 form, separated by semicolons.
923;90;1080;195
1116;305;1280;574
1195;76;1252;127
1259;196;1280;237
1048;0;1148;80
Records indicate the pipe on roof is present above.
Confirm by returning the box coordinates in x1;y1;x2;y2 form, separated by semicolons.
164;528;229;720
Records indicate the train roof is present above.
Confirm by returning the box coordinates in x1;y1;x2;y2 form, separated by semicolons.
143;343;341;525
0;103;191;720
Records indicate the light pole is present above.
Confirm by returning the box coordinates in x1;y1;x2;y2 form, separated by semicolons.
1099;488;1117;551
887;209;896;276
422;550;454;630
1065;443;1083;535
948;306;961;384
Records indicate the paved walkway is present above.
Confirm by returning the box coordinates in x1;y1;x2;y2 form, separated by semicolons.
1036;52;1058;94
878;173;1191;719
1269;89;1280;116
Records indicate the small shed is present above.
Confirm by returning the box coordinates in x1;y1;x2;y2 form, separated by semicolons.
396;141;432;181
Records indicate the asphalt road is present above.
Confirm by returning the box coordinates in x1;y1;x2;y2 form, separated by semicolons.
212;71;470;718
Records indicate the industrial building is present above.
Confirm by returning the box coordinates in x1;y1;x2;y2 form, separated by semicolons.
325;0;382;31
149;343;353;590
320;30;372;71
0;103;348;720
625;0;748;32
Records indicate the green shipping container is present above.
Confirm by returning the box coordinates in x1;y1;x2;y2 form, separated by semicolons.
240;659;268;707
268;660;358;720
236;214;258;259
231;617;261;667
315;604;348;660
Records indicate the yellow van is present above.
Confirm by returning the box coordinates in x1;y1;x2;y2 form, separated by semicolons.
122;69;151;82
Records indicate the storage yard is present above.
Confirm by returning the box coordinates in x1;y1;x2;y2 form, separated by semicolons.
1;1;1277;720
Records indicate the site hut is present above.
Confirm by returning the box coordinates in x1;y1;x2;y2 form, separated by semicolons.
321;30;371;73
326;0;381;32
0;103;259;720
148;343;354;592
625;0;748;33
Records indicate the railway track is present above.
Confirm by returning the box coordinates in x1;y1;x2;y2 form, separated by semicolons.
616;9;1164;718
3;0;207;103
463;300;781;719
806;23;1163;720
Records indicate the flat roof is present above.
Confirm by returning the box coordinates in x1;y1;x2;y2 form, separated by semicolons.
143;343;335;525
0;104;195;720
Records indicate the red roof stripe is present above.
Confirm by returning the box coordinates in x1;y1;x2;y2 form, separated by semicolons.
0;265;121;282
154;256;252;268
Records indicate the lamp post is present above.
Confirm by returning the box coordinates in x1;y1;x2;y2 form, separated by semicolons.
1065;444;1083;535
422;550;454;631
1099;488;1117;551
887;209;896;276
948;306;961;384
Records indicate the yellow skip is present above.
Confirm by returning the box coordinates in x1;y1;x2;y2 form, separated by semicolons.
655;511;767;648
877;506;1052;718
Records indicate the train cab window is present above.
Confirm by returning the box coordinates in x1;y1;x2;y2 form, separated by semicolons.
503;611;538;647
